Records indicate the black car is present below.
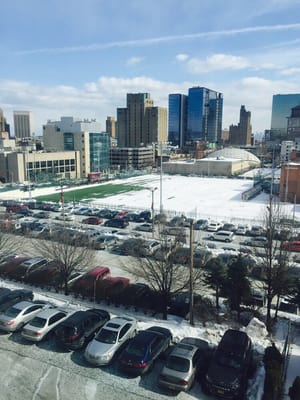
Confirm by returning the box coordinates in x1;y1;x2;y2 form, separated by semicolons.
118;326;172;375
0;289;34;312
204;329;253;399
104;219;129;229
55;308;110;350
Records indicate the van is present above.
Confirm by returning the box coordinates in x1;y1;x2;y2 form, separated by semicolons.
209;230;235;242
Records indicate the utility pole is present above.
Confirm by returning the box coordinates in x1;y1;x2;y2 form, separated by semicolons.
189;219;194;326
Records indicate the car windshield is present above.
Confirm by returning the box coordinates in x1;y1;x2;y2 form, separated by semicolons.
29;317;47;328
5;307;21;317
218;352;242;369
95;328;118;344
166;355;190;372
126;341;147;357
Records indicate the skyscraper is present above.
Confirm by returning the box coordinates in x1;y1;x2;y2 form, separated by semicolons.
187;87;223;146
13;111;34;138
117;93;167;147
106;116;117;138
168;94;187;147
270;94;300;142
229;105;252;146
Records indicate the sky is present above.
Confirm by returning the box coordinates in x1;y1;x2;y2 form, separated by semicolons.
1;0;300;136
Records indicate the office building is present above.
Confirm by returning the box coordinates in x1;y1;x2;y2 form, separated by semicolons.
0;108;10;137
106;116;117;138
280;141;294;163
43;117;110;178
187;87;223;146
110;147;154;170
117;93;167;147
270;94;300;142
287;105;300;141
13;111;34;138
229;105;252;146
168;94;188;147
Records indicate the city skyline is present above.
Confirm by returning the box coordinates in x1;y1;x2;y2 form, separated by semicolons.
1;0;300;135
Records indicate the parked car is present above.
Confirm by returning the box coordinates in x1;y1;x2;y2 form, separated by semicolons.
242;236;268;247
95;277;130;302
206;221;223;232
19;257;49;271
118;326;172;375
81;216;103;225
55;212;74;221
84;317;137;366
236;224;250;235
92;235;118;250
222;223;237;232
139;210;151;221
55;308;110;350
159;337;210;392
204;329;253;399
33;211;50;219
247;225;266;237
104;219;129;229
208;230;235;243
281;240;300;252
69;266;111;297
193;219;208;230
0;289;34;312
0;300;53;332
135;223;153;232
21;307;74;342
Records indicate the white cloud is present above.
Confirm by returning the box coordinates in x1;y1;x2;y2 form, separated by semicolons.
280;67;300;76
125;57;143;67
186;54;249;73
176;54;189;62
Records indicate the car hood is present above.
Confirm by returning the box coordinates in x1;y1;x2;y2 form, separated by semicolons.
86;339;115;356
207;363;242;386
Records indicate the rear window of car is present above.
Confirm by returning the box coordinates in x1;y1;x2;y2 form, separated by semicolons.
5;306;20;317
166;355;190;372
30;317;47;327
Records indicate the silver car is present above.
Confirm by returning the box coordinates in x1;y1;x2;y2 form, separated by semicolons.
21;307;74;342
84;317;137;366
0;301;53;332
159;338;210;392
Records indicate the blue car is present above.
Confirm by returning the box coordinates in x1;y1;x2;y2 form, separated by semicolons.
118;326;172;375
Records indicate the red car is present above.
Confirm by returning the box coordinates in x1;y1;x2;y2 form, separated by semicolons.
81;216;103;225
281;241;300;252
70;266;111;297
95;277;130;302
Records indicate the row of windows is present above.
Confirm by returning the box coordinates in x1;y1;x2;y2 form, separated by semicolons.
28;166;76;173
27;159;75;169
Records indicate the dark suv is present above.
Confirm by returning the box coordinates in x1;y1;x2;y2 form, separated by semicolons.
55;308;110;350
204;329;253;399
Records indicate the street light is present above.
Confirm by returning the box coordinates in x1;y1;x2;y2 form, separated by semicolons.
147;187;157;238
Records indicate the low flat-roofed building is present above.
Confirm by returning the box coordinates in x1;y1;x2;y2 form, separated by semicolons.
110;147;154;170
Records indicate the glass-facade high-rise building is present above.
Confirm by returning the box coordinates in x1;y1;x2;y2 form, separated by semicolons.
168;94;187;147
271;94;300;142
187;87;223;146
89;132;110;172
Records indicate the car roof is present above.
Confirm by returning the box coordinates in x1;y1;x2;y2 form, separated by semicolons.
32;307;66;318
9;300;35;310
86;266;110;277
103;317;134;330
171;342;198;358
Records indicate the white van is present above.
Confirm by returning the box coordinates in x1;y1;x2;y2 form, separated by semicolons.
209;230;235;242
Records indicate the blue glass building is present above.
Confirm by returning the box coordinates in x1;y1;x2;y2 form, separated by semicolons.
168;94;187;146
271;94;300;142
89;132;110;172
187;87;223;145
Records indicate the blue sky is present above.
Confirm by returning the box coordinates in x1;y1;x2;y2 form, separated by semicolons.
1;0;300;135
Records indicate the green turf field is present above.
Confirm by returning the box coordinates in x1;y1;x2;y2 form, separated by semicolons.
35;183;144;203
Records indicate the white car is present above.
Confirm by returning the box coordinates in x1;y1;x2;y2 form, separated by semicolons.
21;307;74;342
0;300;53;332
56;212;74;221
236;224;250;235
84;317;137;366
207;221;223;232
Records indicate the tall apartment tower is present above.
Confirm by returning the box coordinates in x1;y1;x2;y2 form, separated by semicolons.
13;111;34;138
229;105;252;146
187;87;223;146
106;116;117;138
168;94;188;147
117;93;167;147
287;105;300;141
0;108;10;138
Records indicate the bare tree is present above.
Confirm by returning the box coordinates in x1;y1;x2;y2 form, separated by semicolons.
258;196;294;331
0;224;25;262
37;229;95;295
122;233;204;319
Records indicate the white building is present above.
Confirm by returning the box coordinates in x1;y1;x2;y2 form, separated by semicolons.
280;141;295;163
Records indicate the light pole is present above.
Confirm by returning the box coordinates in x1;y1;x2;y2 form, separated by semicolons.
149;187;158;238
189;219;194;326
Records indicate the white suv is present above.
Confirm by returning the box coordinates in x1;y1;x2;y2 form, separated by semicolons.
207;221;223;232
